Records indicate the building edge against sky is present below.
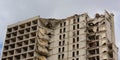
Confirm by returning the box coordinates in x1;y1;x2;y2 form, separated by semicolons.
1;11;118;60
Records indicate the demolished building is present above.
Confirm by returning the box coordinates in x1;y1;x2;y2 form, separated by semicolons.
1;11;118;60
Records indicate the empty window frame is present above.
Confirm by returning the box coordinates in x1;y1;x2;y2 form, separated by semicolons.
73;25;75;30
29;45;34;50
63;34;65;39
73;38;75;43
13;26;18;31
6;34;11;38
2;58;7;60
96;35;99;40
60;23;62;27
73;19;76;24
77;18;79;22
8;57;13;60
60;29;62;33
30;38;35;44
9;50;14;55
76;58;79;60
59;35;62;40
77;44;79;49
10;44;15;49
22;53;27;59
15;48;21;53
23;40;28;45
64;22;66;26
4;46;9;50
14;55;20;60
59;48;61;53
72;51;75;57
76;51;79;55
22;47;28;52
62;47;65;52
18;30;24;34
63;40;65;45
3;52;7;56
26;22;31;27
24;34;29;39
30;32;36;37
25;28;30;32
59;41;61;46
88;35;96;40
17;36;23;41
31;26;37;31
5;40;10;44
88;49;95;55
32;20;37;25
58;55;60;59
77;24;79;29
7;28;12;33
63;28;66;32
62;54;64;59
16;42;22;47
73;45;75;49
19;24;25;29
88;48;99;55
11;38;16;43
77;37;79;42
28;52;34;57
12;32;17;37
77;31;79;35
88;56;99;60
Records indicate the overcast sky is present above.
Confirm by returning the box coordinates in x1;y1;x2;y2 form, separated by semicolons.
0;0;120;59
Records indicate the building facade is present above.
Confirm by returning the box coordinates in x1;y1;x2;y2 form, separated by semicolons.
1;11;118;60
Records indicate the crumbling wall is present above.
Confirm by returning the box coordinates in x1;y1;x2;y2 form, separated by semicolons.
36;27;53;60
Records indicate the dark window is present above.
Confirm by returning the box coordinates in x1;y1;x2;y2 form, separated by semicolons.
62;47;64;52
102;22;105;24
73;19;76;24
73;45;75;49
63;28;66;32
62;54;64;59
59;35;62;40
72;52;75;57
73;38;75;43
58;55;60;59
96;49;99;54
77;18;79;22
77;24;79;29
60;23;62;27
77;31;79;35
60;29;62;33
77;44;79;49
76;51;79;55
76;58;79;60
63;41;65;45
59;41;61;46
77;37;79;42
96;35;99;39
64;22;66;26
73;25;75;30
63;34;65;39
59;48;61;52
96;56;100;60
96;42;99;46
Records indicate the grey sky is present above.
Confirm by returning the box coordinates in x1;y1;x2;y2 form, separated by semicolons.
0;0;120;59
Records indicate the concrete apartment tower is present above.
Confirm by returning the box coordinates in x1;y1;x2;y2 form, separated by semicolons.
1;11;118;60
